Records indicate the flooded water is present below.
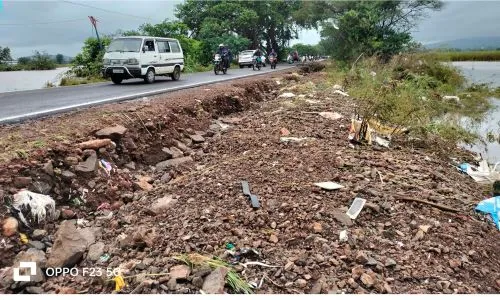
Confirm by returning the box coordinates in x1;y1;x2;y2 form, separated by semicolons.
0;67;70;93
452;61;500;163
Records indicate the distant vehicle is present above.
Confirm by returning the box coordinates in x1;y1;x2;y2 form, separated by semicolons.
213;53;228;75
102;36;184;84
238;49;266;68
269;54;278;69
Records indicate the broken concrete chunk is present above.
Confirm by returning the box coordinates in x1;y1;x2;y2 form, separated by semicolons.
95;125;127;140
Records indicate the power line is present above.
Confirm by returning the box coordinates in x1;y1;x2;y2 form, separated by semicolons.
61;0;152;21
0;18;88;26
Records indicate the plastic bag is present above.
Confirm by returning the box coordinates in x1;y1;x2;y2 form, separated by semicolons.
475;196;500;230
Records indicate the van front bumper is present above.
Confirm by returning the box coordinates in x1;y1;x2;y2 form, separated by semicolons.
102;66;142;78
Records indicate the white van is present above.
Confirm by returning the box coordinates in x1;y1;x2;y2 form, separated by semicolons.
102;36;184;84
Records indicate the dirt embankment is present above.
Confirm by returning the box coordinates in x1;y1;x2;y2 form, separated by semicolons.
1;64;499;294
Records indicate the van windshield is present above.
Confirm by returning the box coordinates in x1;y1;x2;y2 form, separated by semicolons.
107;38;142;53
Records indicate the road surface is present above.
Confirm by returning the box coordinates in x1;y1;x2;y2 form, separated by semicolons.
0;65;295;124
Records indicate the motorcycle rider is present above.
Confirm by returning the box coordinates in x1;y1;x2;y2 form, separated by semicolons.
216;44;230;69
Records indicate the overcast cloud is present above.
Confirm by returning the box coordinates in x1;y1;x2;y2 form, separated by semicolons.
1;0;499;58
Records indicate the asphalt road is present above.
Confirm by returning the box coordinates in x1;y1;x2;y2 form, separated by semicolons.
0;64;295;124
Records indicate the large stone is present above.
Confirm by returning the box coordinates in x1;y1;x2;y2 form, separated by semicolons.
47;221;96;268
170;265;191;280
172;139;189;152
150;195;177;215
61;170;76;180
12;248;47;284
332;210;353;226
202;267;228;294
75;152;98;176
155;156;193;171
32;229;47;240
189;134;205;144
360;273;374;288
87;242;105;262
95;125;127;140
169;147;184;158
76;139;112;150
42;161;54;176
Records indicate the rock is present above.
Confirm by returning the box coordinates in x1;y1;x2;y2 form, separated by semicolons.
366;257;378;266
125;162;136;170
202;267;228;294
384;282;393;294
76;139;112;150
360;273;374;288
29;241;46;250
155;157;194;171
419;225;431;233
61;209;75;219
167;278;177;291
169;147;184;158
75;152;98;176
352;265;364;279
42;161;54;176
65;156;79;166
385;258;397;268
95;125;127;140
134;176;153;191
413;230;425;241
87;242;105;262
2;217;18;237
61;170;76;180
150;195;177;215
280;128;290;136
309;280;323;294
32;229;47;240
13;176;32;188
332;210;353;226
26;286;44;294
355;251;369;264
172;139;189;152
161;173;172;183
295;278;308;288
364;203;380;213
170;265;191;280
192;276;204;288
271;222;277;229
47;221;96;268
449;259;461;268
190;134;205;143
312;222;323;233
269;234;279;243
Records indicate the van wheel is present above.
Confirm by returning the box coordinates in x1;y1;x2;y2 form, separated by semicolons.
144;68;155;84
111;76;123;84
239;65;244;69
171;66;181;81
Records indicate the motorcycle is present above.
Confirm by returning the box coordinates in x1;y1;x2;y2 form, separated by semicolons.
252;55;262;71
269;54;277;69
213;53;228;75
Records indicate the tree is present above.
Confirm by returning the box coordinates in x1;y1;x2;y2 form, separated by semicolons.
0;46;12;63
295;0;443;62
17;56;31;65
72;36;112;77
55;53;64;64
30;51;57;70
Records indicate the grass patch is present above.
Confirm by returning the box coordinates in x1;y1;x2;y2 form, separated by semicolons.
174;253;253;294
326;53;498;145
60;76;108;86
425;50;500;62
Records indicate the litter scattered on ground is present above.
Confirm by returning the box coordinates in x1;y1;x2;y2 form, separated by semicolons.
305;99;320;104
239;262;281;269
113;275;126;291
99;159;113;176
459;160;500;184
375;136;390;148
443;95;460;102
346;198;367;220
241;181;260;208
475;196;500;230
318;112;343;120
279;92;296;98
100;253;111;263
12;190;56;225
334;90;349;97
19;233;29;244
314;182;344;190
339;230;348;242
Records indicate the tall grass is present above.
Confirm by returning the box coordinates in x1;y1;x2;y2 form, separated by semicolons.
426;50;500;62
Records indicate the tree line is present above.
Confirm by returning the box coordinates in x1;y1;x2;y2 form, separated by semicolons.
73;0;443;77
0;46;67;71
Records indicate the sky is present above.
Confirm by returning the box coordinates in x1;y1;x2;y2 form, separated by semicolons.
1;0;500;58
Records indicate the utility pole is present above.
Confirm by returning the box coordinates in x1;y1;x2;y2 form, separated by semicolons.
88;16;102;50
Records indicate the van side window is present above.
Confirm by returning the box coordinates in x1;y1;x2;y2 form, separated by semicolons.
169;41;181;53
157;41;170;53
144;40;155;52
